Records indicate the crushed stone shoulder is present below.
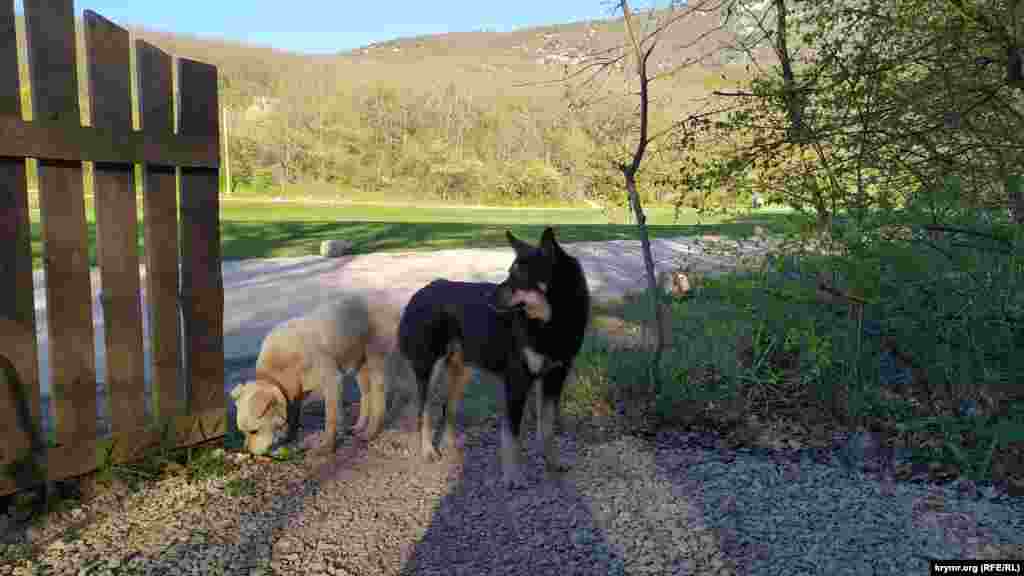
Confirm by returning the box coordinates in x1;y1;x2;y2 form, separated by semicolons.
6;415;1022;576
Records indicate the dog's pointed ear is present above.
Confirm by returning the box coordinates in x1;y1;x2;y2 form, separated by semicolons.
540;227;559;258
506;230;533;258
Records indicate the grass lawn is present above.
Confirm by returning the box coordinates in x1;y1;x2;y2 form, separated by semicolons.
27;196;792;269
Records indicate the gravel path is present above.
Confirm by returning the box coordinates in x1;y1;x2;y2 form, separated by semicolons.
4;411;1022;576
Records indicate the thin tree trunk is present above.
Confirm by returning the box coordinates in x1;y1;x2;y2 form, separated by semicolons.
623;167;663;390
620;0;664;398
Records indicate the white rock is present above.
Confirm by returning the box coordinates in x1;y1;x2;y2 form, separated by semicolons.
319;240;353;258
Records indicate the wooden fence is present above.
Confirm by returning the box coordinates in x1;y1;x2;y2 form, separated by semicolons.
0;0;224;496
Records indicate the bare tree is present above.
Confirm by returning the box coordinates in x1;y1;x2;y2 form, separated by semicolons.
554;0;734;399
618;0;665;395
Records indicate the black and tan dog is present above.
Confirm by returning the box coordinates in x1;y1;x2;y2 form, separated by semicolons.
391;227;590;488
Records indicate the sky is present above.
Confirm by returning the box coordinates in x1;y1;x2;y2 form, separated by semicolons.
20;0;629;54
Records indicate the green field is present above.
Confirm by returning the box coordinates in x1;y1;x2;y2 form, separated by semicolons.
27;196;790;269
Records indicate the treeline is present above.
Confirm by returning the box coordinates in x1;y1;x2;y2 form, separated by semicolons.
224;66;709;207
128;16;737;208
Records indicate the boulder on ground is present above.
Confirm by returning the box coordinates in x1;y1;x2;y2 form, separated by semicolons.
320;239;353;258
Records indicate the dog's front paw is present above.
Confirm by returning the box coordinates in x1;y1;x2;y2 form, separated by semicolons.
421;441;441;463
311;438;337;457
350;416;368;435
440;429;464;453
501;459;528;490
544;459;569;478
501;469;528;490
542;444;567;477
359;418;383;442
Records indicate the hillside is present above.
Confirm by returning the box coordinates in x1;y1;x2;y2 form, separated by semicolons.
13;6;771;206
128;7;767;99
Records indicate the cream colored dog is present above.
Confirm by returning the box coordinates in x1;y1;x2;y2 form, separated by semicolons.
229;294;399;456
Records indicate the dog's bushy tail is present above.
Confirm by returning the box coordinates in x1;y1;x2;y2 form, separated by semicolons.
324;293;372;342
382;346;419;425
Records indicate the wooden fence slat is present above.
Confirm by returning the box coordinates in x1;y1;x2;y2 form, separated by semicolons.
24;0;79;125
84;10;146;435
0;0;19;118
137;40;181;423
0;317;39;478
83;11;131;131
144;168;180;420
0;159;36;468
0;0;41;473
178;57;223;415
136;41;173;134
24;0;97;449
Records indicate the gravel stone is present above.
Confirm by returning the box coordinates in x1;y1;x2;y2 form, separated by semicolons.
2;416;1021;576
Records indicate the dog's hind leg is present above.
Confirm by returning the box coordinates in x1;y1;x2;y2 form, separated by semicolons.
351;361;371;437
360;352;388;441
440;342;470;454
535;377;544;440
417;356;447;462
500;366;532;489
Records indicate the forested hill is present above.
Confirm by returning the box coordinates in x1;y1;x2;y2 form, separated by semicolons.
14;6;767;206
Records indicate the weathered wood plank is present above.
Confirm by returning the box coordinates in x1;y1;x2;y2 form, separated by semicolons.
0;0;19;117
0;161;34;332
135;41;173;134
137;40;181;423
0;0;40;470
0;407;226;497
0;116;218;167
25;0;97;451
177;59;220;153
24;0;79;125
0;320;40;474
83;11;131;131
85;10;146;435
142;168;181;421
179;166;224;415
36;164;97;447
178;58;224;416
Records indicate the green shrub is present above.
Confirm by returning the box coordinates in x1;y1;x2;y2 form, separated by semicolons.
495;160;564;203
427;156;486;201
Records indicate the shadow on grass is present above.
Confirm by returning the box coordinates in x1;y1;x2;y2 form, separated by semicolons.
29;209;795;269
218;218;786;262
